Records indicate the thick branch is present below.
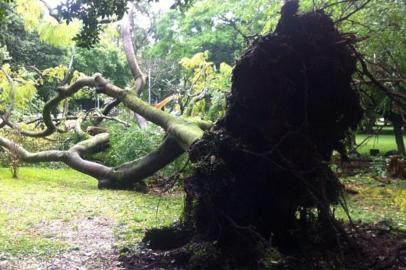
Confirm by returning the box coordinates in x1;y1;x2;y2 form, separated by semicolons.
98;135;184;189
0;133;111;179
6;76;96;137
95;75;204;150
0;136;65;162
91;98;121;125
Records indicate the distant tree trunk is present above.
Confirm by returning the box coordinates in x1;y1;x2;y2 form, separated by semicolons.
393;115;406;156
365;110;376;133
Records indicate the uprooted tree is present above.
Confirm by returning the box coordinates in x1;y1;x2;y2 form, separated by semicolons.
1;0;406;268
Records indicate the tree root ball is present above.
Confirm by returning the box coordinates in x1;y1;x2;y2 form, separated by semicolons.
145;2;363;269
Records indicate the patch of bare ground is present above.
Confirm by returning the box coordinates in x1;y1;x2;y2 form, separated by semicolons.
0;217;124;270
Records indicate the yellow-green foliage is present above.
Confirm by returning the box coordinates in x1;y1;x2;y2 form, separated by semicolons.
179;52;232;120
180;52;232;95
42;65;69;83
37;20;81;48
42;65;90;99
15;0;42;32
0;64;37;110
15;0;80;48
0;127;59;152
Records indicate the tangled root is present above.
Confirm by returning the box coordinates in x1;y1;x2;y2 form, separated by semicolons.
147;2;363;268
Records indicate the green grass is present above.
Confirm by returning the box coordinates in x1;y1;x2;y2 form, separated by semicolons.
337;175;406;229
355;134;404;155
1;167;404;261
0;168;183;259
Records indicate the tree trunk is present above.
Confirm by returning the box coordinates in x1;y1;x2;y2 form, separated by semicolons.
393;116;406;156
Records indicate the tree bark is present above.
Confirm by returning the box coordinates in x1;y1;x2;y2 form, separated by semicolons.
120;4;146;96
393;116;406;156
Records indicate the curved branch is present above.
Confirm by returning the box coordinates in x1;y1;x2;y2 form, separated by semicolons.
74;116;90;139
0;136;65;162
6;76;96;137
184;88;208;116
38;0;61;22
98;135;184;189
7;74;203;148
95;75;204;150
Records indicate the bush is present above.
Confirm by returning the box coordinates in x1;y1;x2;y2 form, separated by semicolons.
100;123;190;179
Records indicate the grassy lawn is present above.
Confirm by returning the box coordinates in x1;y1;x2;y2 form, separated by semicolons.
355;134;405;155
0;167;405;264
0;168;183;260
337;175;406;230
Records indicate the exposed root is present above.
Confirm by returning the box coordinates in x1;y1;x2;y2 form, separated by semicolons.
143;2;364;268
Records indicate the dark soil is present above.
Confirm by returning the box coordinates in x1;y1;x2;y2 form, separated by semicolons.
120;223;406;270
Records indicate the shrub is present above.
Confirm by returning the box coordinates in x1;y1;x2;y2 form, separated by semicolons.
100;123;190;179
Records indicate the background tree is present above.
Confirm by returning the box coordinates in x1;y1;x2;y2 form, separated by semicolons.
334;0;406;155
147;0;282;65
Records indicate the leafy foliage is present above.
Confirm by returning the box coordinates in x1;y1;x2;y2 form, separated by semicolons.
74;44;132;88
102;123;189;178
57;0;128;48
337;0;406;129
179;52;231;120
13;0;80;48
0;64;37;110
148;0;281;65
0;8;67;70
0;0;14;21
